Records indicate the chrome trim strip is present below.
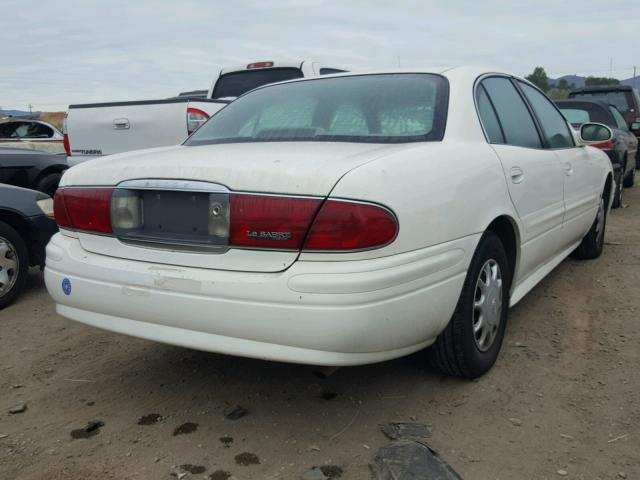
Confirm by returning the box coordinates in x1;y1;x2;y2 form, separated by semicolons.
116;179;230;194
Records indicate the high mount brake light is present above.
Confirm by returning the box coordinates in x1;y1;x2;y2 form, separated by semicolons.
247;61;274;69
54;188;114;234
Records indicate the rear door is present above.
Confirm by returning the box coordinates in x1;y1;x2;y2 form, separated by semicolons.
477;76;566;279
519;81;601;247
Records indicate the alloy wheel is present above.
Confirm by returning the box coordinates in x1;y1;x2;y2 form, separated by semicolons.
0;237;19;298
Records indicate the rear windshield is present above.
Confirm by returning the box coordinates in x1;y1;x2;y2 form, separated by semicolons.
212;67;304;99
556;101;612;127
570;91;633;115
187;73;449;145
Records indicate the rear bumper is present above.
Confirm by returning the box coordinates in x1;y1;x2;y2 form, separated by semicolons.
44;233;477;365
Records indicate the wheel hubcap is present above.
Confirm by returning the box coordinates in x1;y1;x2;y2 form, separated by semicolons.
473;259;503;352
0;237;19;298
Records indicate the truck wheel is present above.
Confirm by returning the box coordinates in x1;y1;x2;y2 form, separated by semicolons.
0;221;29;310
572;194;606;260
36;173;62;197
428;231;511;379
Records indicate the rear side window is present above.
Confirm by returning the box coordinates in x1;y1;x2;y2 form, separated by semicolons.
518;82;574;148
476;85;504;143
560;108;591;125
609;106;628;130
320;68;347;75
212;68;304;99
481;77;542;149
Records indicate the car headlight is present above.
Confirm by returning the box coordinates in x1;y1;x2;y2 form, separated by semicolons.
36;198;55;219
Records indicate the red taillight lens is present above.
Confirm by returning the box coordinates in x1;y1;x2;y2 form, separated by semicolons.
229;194;321;249
54;188;114;233
591;140;614;151
187;108;209;135
53;190;72;228
63;134;71;156
303;200;398;251
63;112;71;156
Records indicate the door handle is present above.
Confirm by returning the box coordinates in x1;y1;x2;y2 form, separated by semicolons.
113;118;130;130
510;166;524;184
563;162;573;176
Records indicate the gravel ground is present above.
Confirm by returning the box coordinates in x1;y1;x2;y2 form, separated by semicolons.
1;187;639;480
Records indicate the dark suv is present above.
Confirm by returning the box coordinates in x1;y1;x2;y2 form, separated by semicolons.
569;85;640;165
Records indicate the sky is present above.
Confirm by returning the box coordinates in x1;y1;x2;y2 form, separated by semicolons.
2;0;639;111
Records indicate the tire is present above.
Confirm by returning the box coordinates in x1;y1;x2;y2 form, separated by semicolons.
0;221;29;310
612;169;623;209
623;165;635;188
428;231;511;379
36;173;62;197
572;194;606;260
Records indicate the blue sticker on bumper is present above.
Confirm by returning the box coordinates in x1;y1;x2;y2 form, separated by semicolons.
62;278;71;296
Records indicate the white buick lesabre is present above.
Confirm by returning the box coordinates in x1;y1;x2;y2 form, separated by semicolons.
45;67;613;378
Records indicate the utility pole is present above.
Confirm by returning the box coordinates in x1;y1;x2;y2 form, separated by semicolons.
609;57;613;78
28;103;33;114
635;66;638;88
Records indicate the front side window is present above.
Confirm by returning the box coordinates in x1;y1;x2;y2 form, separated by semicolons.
187;74;449;145
0;122;19;138
480;77;542;149
518;82;574;148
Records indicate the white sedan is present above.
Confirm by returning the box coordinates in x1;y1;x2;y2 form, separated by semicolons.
45;67;613;378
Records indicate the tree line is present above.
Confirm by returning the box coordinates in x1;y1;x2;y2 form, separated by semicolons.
525;67;620;99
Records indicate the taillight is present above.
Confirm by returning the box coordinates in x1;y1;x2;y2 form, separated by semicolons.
303;200;398;251
63;112;71;156
591;140;614;151
229;194;321;249
54;188;114;233
187;108;209;135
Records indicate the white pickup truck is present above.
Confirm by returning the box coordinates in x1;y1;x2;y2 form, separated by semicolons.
65;60;346;165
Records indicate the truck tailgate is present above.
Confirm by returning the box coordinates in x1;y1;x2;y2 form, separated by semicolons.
66;99;227;159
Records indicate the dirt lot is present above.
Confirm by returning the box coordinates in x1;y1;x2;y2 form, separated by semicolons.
1;189;639;480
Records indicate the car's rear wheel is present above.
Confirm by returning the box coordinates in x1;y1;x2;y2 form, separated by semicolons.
571;194;606;260
36;173;62;198
428;231;510;379
612;169;624;209
0;221;29;310
623;165;635;188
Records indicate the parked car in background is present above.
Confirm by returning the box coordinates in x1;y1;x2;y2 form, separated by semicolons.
0;185;57;309
0;147;68;197
46;68;613;379
64;60;348;165
556;99;637;207
0;119;65;154
569;85;640;165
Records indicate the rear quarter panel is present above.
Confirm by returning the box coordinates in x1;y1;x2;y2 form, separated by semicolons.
299;141;519;262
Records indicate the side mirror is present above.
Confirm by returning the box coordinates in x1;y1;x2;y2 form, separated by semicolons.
579;122;613;145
